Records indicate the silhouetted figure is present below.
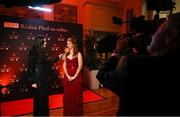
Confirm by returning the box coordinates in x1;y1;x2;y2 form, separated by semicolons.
97;12;180;116
28;35;62;116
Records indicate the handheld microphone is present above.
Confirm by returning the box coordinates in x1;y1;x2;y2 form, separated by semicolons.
59;47;69;60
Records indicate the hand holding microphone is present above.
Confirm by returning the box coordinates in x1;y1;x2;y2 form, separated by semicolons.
64;47;70;54
59;47;69;60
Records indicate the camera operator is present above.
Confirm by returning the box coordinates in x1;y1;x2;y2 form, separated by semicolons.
126;16;154;55
96;12;180;116
126;32;150;55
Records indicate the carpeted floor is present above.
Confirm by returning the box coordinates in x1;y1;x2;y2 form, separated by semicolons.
1;89;104;116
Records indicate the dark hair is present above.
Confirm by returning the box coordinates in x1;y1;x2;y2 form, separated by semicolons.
34;35;45;48
33;35;46;57
168;12;180;33
167;12;180;50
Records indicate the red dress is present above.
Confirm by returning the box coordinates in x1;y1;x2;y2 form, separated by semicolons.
63;57;83;116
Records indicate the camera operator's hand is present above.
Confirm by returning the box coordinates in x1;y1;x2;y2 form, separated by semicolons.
111;36;128;57
111;49;120;57
32;83;37;88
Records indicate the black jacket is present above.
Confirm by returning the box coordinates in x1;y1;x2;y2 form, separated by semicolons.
28;46;60;85
97;53;180;116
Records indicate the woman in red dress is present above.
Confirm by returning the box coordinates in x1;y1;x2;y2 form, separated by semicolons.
63;37;83;116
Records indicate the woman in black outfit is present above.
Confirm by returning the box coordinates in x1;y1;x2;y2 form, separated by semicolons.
28;35;62;116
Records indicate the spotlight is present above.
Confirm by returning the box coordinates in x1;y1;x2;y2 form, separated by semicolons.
28;6;52;12
0;0;62;7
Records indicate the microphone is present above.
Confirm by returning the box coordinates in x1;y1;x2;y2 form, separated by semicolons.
59;47;69;60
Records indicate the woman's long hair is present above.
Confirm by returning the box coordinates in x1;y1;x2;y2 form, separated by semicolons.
67;37;79;56
33;35;46;57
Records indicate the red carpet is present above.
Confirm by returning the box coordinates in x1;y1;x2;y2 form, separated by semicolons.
1;89;104;116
